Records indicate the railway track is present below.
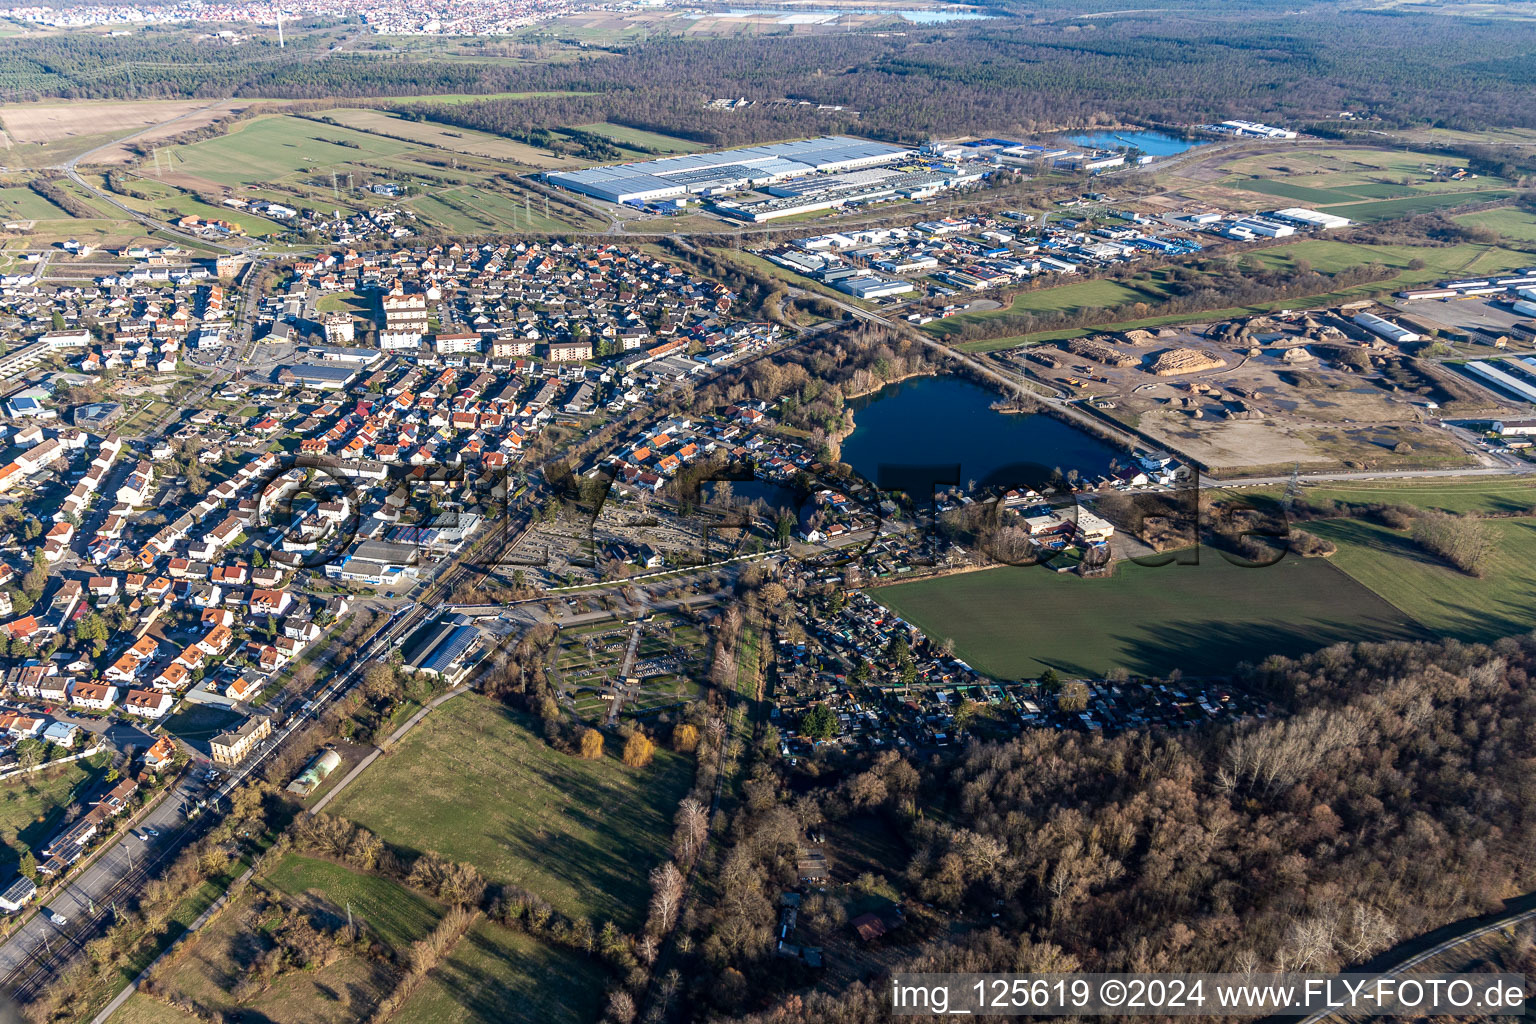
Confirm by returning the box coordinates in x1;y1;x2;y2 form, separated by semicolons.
0;780;201;1002
0;602;416;1003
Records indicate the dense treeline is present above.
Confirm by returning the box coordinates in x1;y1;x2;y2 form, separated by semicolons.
681;635;1536;1022
3;9;1535;135
404;12;1536;149
27;177;91;219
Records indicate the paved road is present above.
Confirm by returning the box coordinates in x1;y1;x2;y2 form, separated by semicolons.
0;600;419;1000
1294;899;1536;1024
1206;464;1536;489
59;103;257;256
0;771;201;986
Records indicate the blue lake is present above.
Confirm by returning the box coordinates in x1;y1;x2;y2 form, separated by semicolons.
841;375;1121;491
1064;129;1205;157
898;8;991;22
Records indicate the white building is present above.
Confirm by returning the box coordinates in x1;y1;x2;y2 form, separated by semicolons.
1352;311;1421;344
123;688;174;719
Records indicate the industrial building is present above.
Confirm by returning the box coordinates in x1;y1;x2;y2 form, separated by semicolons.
1352;311;1421;344
325;538;421;586
1230;217;1295;239
1203;119;1297;139
545;136;913;204
402;613;480;679
712;166;983;222
1271;208;1351;230
276;364;357;390
1493;419;1536;437
1466;359;1536;403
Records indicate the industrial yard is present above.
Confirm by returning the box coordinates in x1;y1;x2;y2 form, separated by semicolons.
1007;299;1527;475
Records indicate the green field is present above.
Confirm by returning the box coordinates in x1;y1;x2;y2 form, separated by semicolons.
264;852;445;950
872;554;1424;678
409;185;590;234
396;922;607;1024
1329;190;1514;222
157;114;427;188
1456;206;1536;243
1289;478;1536;516
948;237;1536;351
164;703;243;744
1233;177;1482;211
1306;517;1536;643
1212;146;1516;224
0;752;108;871
333;694;693;930
0;186;68;221
1234;179;1367;206
925;275;1173;338
315;290;370;314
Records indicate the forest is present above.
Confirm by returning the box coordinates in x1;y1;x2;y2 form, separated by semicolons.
403;12;1536;148
680;633;1536;1023
2;7;1535;141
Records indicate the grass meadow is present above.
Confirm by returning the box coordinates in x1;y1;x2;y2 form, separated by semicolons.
1305;515;1536;644
872;554;1424;678
264;852;445;950
333;693;693;930
395;922;607;1024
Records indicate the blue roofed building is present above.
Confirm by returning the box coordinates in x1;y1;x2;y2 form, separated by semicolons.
402;613;480;680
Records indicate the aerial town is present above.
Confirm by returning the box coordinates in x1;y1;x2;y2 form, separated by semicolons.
0;2;1530;1023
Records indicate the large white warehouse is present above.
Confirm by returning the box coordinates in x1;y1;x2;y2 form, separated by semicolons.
545;136;914;204
1272;208;1352;230
1353;311;1421;344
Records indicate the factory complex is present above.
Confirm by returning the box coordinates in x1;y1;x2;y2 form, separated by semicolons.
544;136;915;205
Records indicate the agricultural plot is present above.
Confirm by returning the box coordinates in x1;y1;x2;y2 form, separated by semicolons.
1305;516;1536;644
153;115;433;189
2;99;222;146
321;108;567;166
0;186;65;222
1199;145;1516;222
408;185;597;235
1329;190;1514;222
333;694;693;930
1289;477;1536;516
0;99;255;168
1455;206;1536;243
872;554;1424;678
1233;179;1366;206
952;237;1536;351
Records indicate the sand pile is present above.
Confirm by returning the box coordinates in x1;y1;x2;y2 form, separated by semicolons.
1151;347;1227;375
